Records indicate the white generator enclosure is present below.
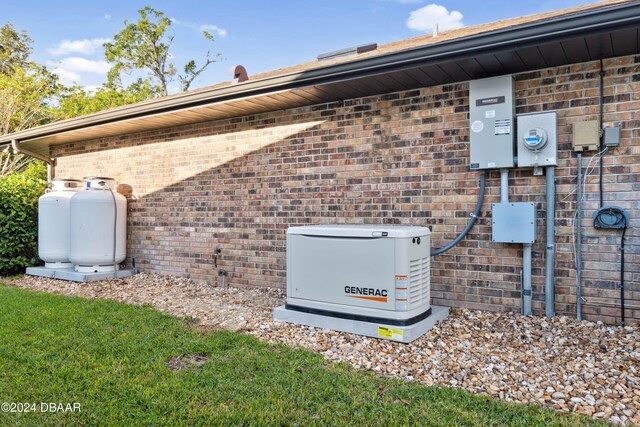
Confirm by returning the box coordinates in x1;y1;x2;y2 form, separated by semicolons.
273;225;449;343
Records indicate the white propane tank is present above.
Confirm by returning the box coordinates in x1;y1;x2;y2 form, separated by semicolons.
38;178;82;268
69;177;127;272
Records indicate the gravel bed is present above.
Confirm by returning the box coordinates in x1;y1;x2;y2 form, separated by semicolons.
5;274;639;425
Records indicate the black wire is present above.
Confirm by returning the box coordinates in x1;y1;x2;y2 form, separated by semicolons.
620;224;626;326
599;59;605;208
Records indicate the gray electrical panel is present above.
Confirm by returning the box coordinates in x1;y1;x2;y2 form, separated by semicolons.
517;112;557;168
604;126;621;147
469;75;515;170
492;203;536;244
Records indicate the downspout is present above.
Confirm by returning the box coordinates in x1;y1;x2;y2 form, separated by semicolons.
11;139;56;181
545;166;556;317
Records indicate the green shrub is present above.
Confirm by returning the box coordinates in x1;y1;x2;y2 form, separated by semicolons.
0;162;47;274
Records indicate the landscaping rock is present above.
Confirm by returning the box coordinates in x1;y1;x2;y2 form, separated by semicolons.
5;273;639;425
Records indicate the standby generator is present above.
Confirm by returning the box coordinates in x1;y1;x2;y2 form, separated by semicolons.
273;225;448;343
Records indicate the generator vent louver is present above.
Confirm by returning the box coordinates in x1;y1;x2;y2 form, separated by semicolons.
409;256;430;309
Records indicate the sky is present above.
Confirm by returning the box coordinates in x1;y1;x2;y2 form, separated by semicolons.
2;0;594;93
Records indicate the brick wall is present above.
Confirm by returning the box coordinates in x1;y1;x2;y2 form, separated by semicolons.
52;56;640;323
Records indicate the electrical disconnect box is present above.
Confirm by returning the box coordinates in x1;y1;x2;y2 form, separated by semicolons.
572;120;600;152
517;111;557;169
469;75;515;170
604;126;621;147
492;203;536;243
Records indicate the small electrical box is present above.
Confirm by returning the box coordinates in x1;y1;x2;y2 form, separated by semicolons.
469;75;515;170
604;126;621;147
572;120;600;152
492;203;536;244
517;111;557;168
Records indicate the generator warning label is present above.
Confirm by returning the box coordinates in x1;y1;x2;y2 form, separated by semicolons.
494;119;511;135
378;326;404;340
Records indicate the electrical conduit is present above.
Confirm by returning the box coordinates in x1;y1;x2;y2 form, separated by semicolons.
499;168;533;316
431;171;486;256
545;167;556;317
576;154;583;320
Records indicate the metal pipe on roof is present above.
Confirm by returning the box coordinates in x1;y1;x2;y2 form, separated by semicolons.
11;139;55;181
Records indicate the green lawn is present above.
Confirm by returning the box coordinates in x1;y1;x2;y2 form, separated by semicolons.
0;285;606;426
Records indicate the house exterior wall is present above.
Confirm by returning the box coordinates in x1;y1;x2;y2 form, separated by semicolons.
51;56;640;323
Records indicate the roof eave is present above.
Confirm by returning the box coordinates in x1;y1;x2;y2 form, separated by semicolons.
2;0;639;146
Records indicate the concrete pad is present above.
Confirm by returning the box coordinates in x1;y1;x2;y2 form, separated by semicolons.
273;305;449;343
25;266;135;282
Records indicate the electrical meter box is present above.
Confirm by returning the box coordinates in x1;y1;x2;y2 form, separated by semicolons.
469;75;515;170
517;111;557;168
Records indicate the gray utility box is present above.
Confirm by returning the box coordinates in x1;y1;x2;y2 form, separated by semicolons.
517;111;557;168
469;75;515;170
492;203;536;244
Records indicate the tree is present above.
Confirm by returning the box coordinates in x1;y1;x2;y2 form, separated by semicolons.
0;161;47;274
0;66;57;135
104;6;221;96
0;23;58;176
56;78;158;120
0;23;32;75
0;65;57;175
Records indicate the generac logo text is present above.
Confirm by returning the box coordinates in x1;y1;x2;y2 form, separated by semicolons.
344;286;388;303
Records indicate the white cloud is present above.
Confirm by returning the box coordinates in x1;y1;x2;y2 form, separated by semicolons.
48;57;111;85
53;68;81;85
199;24;227;37
406;3;464;33
47;38;111;56
56;57;110;74
103;14;111;20
170;17;227;37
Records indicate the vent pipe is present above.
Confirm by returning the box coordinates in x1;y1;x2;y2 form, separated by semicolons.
433;22;439;37
231;65;248;84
